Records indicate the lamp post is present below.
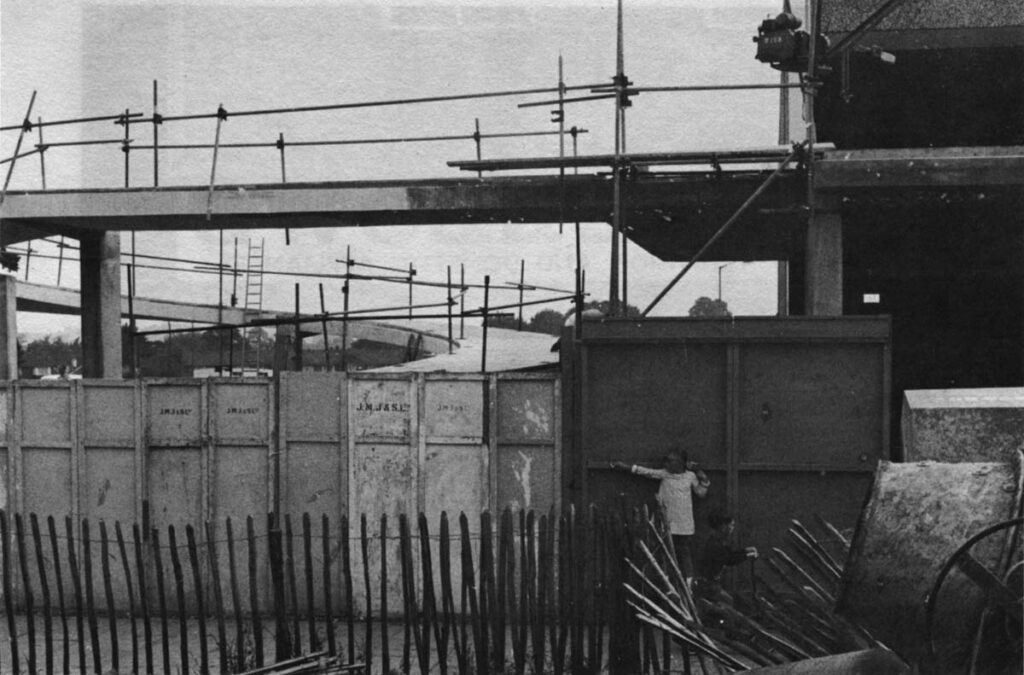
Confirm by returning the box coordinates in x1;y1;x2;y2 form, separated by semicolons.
717;262;735;300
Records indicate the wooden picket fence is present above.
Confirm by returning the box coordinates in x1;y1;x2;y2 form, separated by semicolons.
0;507;671;675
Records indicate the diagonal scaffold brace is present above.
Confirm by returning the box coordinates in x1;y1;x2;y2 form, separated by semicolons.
641;141;807;317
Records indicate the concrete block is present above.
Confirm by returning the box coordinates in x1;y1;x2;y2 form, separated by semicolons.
902;387;1024;462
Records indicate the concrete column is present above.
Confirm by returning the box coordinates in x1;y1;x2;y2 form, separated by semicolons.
805;202;843;316
0;275;18;379
80;232;123;378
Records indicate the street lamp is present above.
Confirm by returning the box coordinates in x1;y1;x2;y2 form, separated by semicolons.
717;262;735;300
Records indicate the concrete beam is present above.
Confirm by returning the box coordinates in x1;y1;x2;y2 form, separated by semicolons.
814;146;1024;190
80;232;122;378
15;279;258;324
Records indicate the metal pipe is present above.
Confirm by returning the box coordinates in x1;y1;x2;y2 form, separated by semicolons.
33;139;128;148
459;264;465;340
153;80;159;187
127;264;137;378
340;276;349;372
337;257;409;275
293;283;301;371
37;117;46;190
0;110;142;133
474;119;482;179
128;128;587;152
481;275;490;373
449;145;825;172
517;93;615;109
517;260;525;330
0;90;37;206
641;145;803;316
123;83;609;125
447;266;453;354
557;54;566;235
593;83;803;93
206;105;226;221
0;148;39;166
319;284;330;371
123;109;131;188
407;263;414;320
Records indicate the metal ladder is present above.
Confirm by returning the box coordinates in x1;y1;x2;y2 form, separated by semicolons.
240;238;265;374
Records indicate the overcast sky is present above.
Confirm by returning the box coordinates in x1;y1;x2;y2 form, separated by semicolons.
1;0;797;337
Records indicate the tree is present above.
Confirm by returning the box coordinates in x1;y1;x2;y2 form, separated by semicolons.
688;296;732;318
483;314;518;330
528;309;567;336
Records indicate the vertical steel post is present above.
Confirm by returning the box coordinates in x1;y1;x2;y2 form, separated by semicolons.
127;264;137;378
279;132;290;245
319;283;331;371
447;266;453;354
517;260;525;331
294;284;302;372
123;108;131;188
474;118;483;179
341;245;350;372
557;54;566;235
408;263;414;320
459;264;466;339
481;276;490;374
152;80;159;187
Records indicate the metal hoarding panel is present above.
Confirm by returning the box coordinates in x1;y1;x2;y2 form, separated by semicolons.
83;384;135;445
22;448;72;518
352;441;415;612
582;343;727;462
283;372;345;442
351;378;412;442
738;343;883;467
424;378;483;442
146;447;202;531
497;379;555;443
212;446;269;524
146;382;203;446
281;372;346;524
21;385;71;447
284;441;344;519
211;381;270;445
352;442;416;526
424;443;486;518
423;438;480;628
82;448;136;524
497;445;557;514
734;469;870;571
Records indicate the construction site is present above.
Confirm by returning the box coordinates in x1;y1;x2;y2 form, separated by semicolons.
0;1;1021;673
